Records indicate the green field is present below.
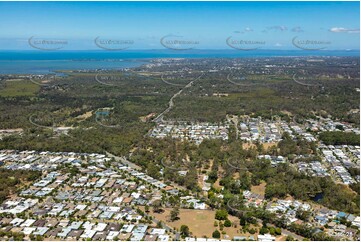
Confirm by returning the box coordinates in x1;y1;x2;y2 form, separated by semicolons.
0;79;40;97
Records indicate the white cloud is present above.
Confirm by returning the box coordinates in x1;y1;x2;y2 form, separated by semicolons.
267;25;288;31
244;27;253;32
329;27;360;33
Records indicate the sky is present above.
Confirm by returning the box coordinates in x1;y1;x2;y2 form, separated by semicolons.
0;1;359;50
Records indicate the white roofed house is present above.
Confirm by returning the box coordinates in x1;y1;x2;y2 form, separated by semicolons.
258;234;276;241
20;219;36;227
93;222;107;232
80;229;96;239
10;218;24;227
352;216;360;228
32;227;49;236
22;227;37;235
107;231;120;240
120;224;135;233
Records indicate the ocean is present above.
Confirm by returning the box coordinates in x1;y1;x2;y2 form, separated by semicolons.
0;50;359;74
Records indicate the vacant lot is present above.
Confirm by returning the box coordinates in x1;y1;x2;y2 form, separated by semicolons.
144;207;261;239
251;181;267;197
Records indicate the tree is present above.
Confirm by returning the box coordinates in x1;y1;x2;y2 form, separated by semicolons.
224;219;232;227
319;131;360;145
215;209;228;220
144;205;150;213
156;221;162;228
240;216;246;226
286;235;295;241
170;206;180;221
296;209;311;221
259;226;269;235
152;200;162;213
184;168;198;190
180;225;190;238
147;162;160;179
212;230;221;239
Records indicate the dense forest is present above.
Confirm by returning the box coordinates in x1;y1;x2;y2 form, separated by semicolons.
0;169;41;203
319;131;360;145
131;135;360;215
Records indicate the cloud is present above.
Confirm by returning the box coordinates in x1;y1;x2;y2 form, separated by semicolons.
244;27;253;32
291;26;304;33
329;27;360;33
267;25;288;31
274;43;282;47
233;28;253;34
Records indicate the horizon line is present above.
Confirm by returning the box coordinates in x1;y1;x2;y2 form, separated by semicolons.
0;49;360;52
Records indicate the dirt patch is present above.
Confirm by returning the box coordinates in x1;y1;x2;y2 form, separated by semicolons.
75;111;93;121
251;181;266;197
243;142;277;151
242;143;256;149
264;142;278;150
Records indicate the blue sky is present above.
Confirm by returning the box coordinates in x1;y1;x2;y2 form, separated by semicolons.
0;1;359;50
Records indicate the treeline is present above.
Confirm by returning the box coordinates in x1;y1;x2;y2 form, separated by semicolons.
248;208;336;241
0;118;153;157
319;131;360;145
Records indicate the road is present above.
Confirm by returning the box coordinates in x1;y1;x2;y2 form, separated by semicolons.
151;216;180;240
265;222;304;241
107;152;181;239
280;228;304;241
105;151;142;170
153;72;204;123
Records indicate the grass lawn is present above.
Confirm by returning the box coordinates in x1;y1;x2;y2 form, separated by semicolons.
0;80;40;97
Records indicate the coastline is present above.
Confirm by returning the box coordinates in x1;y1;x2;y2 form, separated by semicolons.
0;50;359;75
